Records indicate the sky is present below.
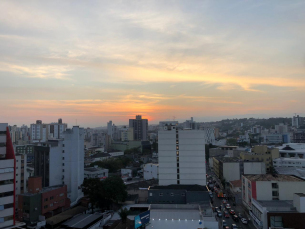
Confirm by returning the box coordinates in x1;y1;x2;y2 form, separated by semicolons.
0;0;305;127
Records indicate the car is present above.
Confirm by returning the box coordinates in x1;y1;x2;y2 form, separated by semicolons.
222;199;227;204
224;211;230;218
222;220;227;227
241;218;248;224
224;227;230;229
238;213;243;219
231;224;238;229
214;207;219;212
217;211;222;217
225;204;231;209
232;215;239;222
229;209;235;215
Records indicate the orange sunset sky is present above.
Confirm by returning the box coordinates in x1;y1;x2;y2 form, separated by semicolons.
0;1;305;127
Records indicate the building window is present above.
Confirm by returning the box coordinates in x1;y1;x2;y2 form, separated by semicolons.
62;150;65;153
50;196;54;200
44;198;48;202
272;191;278;196
59;193;64;197
62;157;64;160
272;183;278;189
50;203;53;207
159;193;163;196
181;193;185;196
176;151;179;156
62;163;64;166
176;146;179;150
170;193;174;196
44;205;48;209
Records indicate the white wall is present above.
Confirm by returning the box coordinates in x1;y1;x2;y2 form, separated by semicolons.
223;163;240;181
256;181;273;200
244;162;266;174
144;164;158;180
158;129;206;186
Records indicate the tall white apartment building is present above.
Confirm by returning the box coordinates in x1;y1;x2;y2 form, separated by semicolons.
48;126;84;205
30;119;67;142
158;125;206;186
49;118;67;139
0;123;16;228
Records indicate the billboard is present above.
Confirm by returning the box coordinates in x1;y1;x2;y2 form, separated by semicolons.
134;210;150;228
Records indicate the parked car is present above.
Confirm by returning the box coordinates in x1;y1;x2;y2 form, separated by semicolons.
224;211;230;218
225;204;231;209
217;211;223;217
232;215;239;222
241;218;248;224
231;224;238;229
222;220;227;227
229;209;235;215
238;213;243;219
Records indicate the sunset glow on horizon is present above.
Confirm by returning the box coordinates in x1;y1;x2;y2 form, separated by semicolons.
0;1;305;127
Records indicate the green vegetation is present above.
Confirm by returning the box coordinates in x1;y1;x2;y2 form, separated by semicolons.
81;176;128;210
226;138;237;146
90;157;132;173
118;208;130;224
124;147;141;155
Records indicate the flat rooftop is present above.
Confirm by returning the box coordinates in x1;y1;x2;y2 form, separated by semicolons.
149;185;207;192
244;174;305;182
84;167;107;172
61;213;104;229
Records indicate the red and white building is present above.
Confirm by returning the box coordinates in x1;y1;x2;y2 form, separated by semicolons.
242;174;305;209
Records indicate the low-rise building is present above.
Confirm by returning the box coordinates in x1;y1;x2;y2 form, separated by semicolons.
273;157;305;169
148;185;209;204
17;177;69;225
84;167;108;179
91;152;111;162
213;157;266;182
240;145;279;172
242;174;305;210
149;204;218;229
250;193;305;229
143;163;158;180
277;143;305;158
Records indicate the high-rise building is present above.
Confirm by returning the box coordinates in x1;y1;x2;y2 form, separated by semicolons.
49;118;67;139
0;123;16;228
129;115;148;141
158;124;206;186
107;120;113;139
30;119;67;142
15;154;27;208
33;126;84;204
292;115;300;128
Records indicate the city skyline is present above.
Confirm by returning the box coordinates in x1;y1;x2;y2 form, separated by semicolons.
1;1;305;127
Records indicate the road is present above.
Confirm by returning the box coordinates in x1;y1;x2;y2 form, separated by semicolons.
206;166;256;229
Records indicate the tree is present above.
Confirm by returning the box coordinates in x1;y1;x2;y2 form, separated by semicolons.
226;138;237;146
81;178;103;212
267;166;278;176
102;176;128;205
81;176;128;211
118;207;130;224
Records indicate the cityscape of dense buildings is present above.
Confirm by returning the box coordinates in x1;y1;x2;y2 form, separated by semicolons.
1;114;305;229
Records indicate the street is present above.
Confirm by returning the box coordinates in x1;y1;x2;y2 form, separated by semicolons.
206;166;256;229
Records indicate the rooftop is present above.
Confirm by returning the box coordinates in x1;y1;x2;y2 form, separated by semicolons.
255;200;295;211
149;185;207;192
229;179;242;187
91;152;111;158
295;193;305;197
61;213;104;229
84;167;108;172
243;174;305;182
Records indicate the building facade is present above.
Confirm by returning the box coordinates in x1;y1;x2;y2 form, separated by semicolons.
129;115;148;141
242;174;305;210
158;125;206;186
0;123;16;228
240;145;279;172
143;163;158;180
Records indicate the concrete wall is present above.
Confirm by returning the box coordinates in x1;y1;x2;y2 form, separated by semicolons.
256;181;273;200
278;182;305;200
144;164;158;180
244;162;266;175
223;163;240;181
